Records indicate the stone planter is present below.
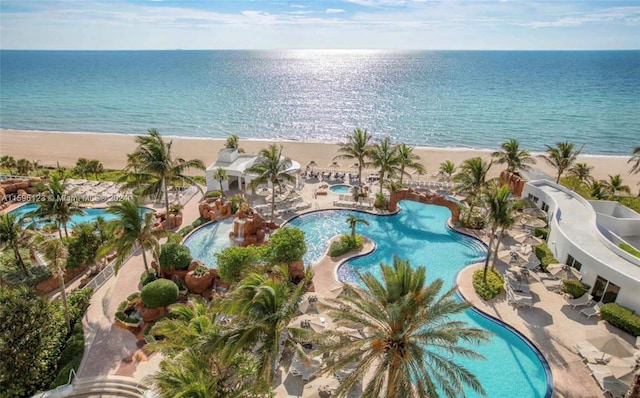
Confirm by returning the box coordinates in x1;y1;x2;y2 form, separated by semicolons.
185;270;214;294
138;304;167;323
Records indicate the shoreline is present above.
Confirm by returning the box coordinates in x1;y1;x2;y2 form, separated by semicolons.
1;129;637;189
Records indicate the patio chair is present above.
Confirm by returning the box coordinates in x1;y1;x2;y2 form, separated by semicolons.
581;303;602;319
567;293;594;309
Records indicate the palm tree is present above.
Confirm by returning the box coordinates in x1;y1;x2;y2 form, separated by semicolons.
36;234;71;330
603;174;631;198
220;268;312;386
317;256;489;398
541;141;584;183
589;180;608;200
225;134;244;153
453;157;492;222
74;158;91;178
16;158;32;175
212;168;228;200
491;199;519;269
481;184;512;282
439;160;456;181
87;159;104;179
100;197;164;275
569;162;594;183
30;174;84;240
395;143;424;185
334;128;372;190
0;155;16;175
369;137;400;195
346;214;368;238
0;213;33;274
122;129;205;229
246;144;296;222
492;139;535;174
628;146;640;175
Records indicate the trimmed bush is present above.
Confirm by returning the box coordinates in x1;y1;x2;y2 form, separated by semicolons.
619;243;640;258
140;279;179;309
216;245;263;284
561;280;590;299
329;235;363;257
267;227;307;265
67;288;94;326
472;269;504;300
534;243;557;271
140;268;158;286
159;242;192;271
600;303;640;336
206;190;222;198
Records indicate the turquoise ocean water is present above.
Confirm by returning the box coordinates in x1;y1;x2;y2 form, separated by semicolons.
1;50;638;155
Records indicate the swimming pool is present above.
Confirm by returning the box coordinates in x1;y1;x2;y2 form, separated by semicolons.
9;203;153;228
329;184;353;194
286;201;550;398
182;219;234;269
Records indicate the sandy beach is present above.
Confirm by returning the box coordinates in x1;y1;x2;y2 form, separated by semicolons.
1;129;638;191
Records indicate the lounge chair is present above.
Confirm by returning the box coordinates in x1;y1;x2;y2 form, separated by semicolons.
581;303;602;319
541;278;563;291
567;293;593;309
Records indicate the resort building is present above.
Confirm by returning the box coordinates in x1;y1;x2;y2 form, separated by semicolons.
523;179;640;313
205;148;301;192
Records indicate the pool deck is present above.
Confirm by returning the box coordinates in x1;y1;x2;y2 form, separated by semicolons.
69;180;638;397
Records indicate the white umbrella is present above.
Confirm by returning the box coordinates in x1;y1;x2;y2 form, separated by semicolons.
547;263;582;280
329;161;341;169
606;357;636;385
586;330;636;358
497;250;521;264
328;285;344;299
514;233;543;246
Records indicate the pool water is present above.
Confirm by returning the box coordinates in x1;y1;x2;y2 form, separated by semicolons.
9;203;153;228
182;220;234;269
286;201;550;398
329;184;352;194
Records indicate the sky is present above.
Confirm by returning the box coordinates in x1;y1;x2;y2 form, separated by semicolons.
1;0;639;50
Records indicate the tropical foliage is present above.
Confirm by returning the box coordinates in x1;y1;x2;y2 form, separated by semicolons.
439;160;456;181
0;212;33;274
454;157;492;224
36;234;72;330
492;139;535;174
346;214;368;238
369;137;400;195
159;242;193;271
602;174;631;198
395;143;424;185
629;146;640;175
334;128;372;191
212;168;228;199
541;141;584;183
265;226;306;266
473;268;504;300
568;162;593;183
317;257;489;398
481;184;514;282
30;174;84;239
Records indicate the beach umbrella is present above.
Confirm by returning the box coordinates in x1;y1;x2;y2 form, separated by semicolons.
497;250;522;265
547;263;582;280
329;161;341;169
307;160;318;170
606;357;637;385
514;233;543;247
328;285;344;299
586;329;636;358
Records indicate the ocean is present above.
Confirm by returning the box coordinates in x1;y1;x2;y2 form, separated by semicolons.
1;50;639;155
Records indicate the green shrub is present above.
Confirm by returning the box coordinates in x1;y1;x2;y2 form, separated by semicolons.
600;303;640;336
159;242;192;271
49;322;85;389
140;268;158;286
216;245;262;284
617;196;640;214
67;288;94;326
561;280;590;299
374;193;388;209
140;279;179;308
267;227;307;265
472;269;504;300
0;249;51;287
66;223;101;270
329;235;363;257
619;243;640;258
179;217;208;237
115;311;140;325
206;190;222;198
534;243;557;271
533;227;549;240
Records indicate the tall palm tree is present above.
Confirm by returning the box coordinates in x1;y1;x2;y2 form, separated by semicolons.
100;197;164;275
87;159;104;179
122;129;205;229
395;143;424;185
212;168;228;200
0;155;17;175
334;128;372;190
439;160;456;182
0;213;33;275
481;184;512;282
369;137;400;195
453;157;492;222
30;174;84;240
589;180;608;200
16;158;32;175
628;146;640;175
492;139;536;174
346;214;368;238
225;134;244;153
568;162;594;184
74;158;91;178
36;234;71;330
540;141;584;183
491;199;520;269
603;174;631;198
317;257;489;398
246;144;296;222
220;268;312;386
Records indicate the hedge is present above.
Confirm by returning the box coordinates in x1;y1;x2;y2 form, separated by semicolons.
534;243;557;271
329;235;363;257
159;242;193;271
141;279;179;309
472;269;504;300
619;243;640;258
600;303;640;336
561;280;590;299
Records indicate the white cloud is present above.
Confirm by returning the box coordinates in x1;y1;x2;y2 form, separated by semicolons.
326;8;345;14
524;6;640;28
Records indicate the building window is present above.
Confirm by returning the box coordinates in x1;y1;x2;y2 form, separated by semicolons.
566;254;582;271
541;202;550;212
591;276;620;304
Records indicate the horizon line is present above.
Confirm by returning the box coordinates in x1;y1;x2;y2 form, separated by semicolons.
2;48;640;52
